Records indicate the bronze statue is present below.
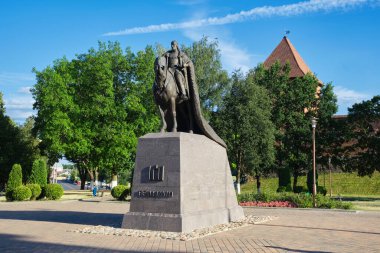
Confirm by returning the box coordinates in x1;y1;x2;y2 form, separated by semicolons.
153;40;226;148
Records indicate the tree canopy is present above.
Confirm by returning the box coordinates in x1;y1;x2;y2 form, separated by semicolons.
345;95;380;176
0;93;40;189
213;71;275;193
32;42;160;188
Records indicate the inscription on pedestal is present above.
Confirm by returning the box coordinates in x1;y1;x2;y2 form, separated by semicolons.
134;190;173;198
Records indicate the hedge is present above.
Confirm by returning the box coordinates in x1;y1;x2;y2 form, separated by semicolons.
45;184;64;200
6;164;23;201
111;185;130;200
12;185;32;201
26;184;42;200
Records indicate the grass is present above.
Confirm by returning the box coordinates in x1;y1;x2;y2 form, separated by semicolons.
240;172;380;211
241;171;380;196
61;190;93;200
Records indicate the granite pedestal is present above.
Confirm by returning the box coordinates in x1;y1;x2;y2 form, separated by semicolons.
122;132;244;232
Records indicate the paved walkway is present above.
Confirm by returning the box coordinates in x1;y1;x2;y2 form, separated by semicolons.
0;199;379;252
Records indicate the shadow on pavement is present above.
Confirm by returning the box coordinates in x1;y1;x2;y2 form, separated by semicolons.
268;246;333;253
0;233;165;253
0;210;123;227
257;223;380;235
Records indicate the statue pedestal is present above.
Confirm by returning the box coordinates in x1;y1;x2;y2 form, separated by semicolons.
122;132;244;232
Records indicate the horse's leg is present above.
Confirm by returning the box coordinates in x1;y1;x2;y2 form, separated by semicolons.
170;97;177;132
186;102;193;134
158;106;167;133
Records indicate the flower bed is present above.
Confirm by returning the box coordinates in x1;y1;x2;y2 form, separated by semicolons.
240;200;297;208
238;192;353;209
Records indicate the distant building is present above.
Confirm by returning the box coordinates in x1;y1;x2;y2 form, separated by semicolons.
50;163;63;183
264;36;323;113
264;36;323;87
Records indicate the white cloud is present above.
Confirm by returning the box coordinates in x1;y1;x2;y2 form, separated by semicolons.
7;109;35;122
334;86;370;113
5;97;34;110
217;41;253;73
183;28;255;73
3;96;35;123
0;72;34;85
17;86;32;94
103;0;374;36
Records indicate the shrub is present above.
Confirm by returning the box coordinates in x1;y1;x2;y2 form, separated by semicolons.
317;186;327;196
277;184;292;193
6;164;23;201
12;186;32;201
26;184;42;200
38;186;46;200
307;169;319;193
111;185;130;200
293;185;308;193
238;192;352;210
28;159;47;187
278;167;291;188
45;184;64;200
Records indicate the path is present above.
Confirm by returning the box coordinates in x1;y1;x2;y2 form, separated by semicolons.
0;200;379;252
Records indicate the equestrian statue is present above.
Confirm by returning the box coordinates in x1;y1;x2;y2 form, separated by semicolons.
153;40;226;148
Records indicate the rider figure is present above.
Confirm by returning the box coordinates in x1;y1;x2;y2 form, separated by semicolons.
165;40;189;101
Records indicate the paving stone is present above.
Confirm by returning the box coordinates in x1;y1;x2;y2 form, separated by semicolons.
0;200;380;252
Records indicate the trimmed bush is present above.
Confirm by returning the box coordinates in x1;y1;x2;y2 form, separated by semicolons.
26;184;42;200
6;164;23;201
29;159;47;187
45;184;64;200
307;169;319;193
293;185;308;193
12;185;32;201
111;185;130;200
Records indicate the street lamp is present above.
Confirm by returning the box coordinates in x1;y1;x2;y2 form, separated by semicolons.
311;117;317;208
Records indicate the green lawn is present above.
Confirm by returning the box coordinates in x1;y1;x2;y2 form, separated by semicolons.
241;172;380;211
241;171;380;196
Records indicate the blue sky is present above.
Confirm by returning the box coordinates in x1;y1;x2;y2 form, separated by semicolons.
1;0;380;124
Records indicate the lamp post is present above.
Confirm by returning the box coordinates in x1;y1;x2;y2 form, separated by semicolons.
311;117;317;208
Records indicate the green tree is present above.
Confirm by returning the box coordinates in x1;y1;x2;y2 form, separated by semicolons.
6;164;23;200
18;117;41;181
345;95;380;176
315;83;343;173
182;37;230;120
253;63;320;191
28;159;47;186
213;71;275;194
32;42;160;189
0;93;40;188
0;92;20;189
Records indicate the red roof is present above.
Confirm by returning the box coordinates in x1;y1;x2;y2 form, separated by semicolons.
264;36;322;85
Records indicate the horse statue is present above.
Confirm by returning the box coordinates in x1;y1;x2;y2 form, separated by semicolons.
153;55;193;133
152;42;227;148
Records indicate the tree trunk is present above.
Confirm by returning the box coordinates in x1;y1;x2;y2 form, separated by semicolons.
95;170;99;188
256;175;261;194
293;171;299;192
77;166;87;190
111;174;118;189
87;168;94;190
236;168;241;195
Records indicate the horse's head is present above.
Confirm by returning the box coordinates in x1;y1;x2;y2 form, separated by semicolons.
154;56;167;89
